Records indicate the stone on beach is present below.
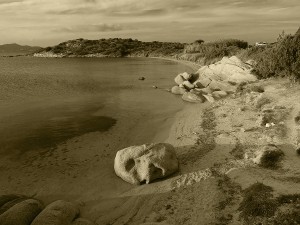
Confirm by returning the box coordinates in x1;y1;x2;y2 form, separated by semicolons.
181;72;192;80
0;199;44;225
202;94;215;103
182;92;205;103
212;91;227;99
182;80;194;90
171;86;187;95
31;200;79;225
114;143;178;185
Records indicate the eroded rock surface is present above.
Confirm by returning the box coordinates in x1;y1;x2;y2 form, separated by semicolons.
114;143;179;184
31;200;79;225
0;199;44;225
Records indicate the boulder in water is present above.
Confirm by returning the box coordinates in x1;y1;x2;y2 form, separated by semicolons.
0;199;44;225
31;200;79;225
114;143;178;184
174;74;186;85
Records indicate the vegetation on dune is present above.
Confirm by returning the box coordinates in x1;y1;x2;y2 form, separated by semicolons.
240;28;300;81
239;183;300;224
239;182;278;221
183;39;248;64
42;38;185;57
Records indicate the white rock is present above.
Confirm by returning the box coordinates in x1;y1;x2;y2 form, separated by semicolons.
114;143;178;185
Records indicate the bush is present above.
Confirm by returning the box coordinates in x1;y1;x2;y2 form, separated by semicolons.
253;29;300;81
239;183;278;221
184;39;248;64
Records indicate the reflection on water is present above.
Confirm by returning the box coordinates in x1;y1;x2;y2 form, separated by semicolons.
0;102;116;155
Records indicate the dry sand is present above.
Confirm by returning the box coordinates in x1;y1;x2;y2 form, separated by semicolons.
1;58;300;224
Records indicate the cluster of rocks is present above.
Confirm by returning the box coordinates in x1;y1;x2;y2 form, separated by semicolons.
0;195;94;225
171;56;257;103
114;143;178;185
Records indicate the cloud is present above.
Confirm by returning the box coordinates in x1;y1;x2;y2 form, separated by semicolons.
0;0;23;4
54;24;123;33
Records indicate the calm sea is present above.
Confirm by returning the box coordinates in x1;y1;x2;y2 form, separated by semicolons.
0;57;193;155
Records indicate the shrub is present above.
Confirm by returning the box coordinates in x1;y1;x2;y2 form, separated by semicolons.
253;29;300;81
239;183;278;221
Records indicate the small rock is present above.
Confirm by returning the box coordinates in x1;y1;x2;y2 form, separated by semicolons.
181;72;192;80
174;74;186;85
265;123;271;128
152;86;158;89
171;86;187;95
138;77;145;80
194;78;211;88
203;94;215;103
212;90;227;99
182;92;205;103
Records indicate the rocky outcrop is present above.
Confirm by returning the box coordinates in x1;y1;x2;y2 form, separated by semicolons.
171;56;257;103
31;200;79;225
114;143;179;184
0;199;44;225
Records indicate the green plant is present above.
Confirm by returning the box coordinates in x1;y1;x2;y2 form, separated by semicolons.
239;183;278;221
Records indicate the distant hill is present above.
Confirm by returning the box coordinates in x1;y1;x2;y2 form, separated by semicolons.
0;43;42;56
34;38;186;58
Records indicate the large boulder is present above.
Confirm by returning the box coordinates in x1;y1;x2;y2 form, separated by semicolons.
196;56;256;84
0;199;44;225
182;92;205;103
114;143;178;184
171;86;187;95
31;200;79;225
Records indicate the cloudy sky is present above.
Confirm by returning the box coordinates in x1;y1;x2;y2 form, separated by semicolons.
0;0;299;46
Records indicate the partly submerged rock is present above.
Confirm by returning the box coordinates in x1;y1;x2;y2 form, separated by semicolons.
114;143;178;185
253;144;284;168
31;200;79;225
174;74;186;85
0;199;44;225
182;92;205;103
171;86;187;95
